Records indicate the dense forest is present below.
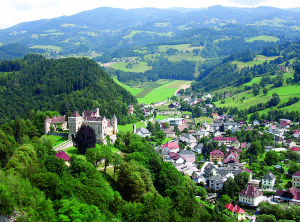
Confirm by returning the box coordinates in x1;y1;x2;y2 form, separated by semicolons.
0;114;231;221
0;54;138;125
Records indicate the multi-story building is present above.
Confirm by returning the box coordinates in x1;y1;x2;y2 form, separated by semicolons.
261;172;276;189
239;185;263;206
210;150;224;162
293;170;300;187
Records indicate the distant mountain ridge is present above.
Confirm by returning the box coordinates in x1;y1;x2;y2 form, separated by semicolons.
1;5;300;58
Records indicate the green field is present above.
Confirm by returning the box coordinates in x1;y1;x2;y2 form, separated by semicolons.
110;61;152;72
137;80;188;104
245;35;280;42
118;121;146;133
232;55;280;69
167;53;205;62
135;88;154;98
112;77;143;96
30;45;63;51
42;135;67;147
215;71;300;115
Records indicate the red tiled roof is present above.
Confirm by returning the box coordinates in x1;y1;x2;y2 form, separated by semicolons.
169;152;180;160
225;203;245;214
71;111;81;117
55;150;70;161
290;147;300;152
83;110;95;117
224;157;239;164
210;150;224;156
161;142;179;150
239;185;263;198
294;130;300;134
214;137;237;142
225;151;237;158
50;116;66;123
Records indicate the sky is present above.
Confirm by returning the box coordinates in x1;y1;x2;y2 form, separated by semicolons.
1;0;300;29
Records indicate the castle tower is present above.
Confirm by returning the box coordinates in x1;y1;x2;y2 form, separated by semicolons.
111;114;118;134
44;116;51;134
68;111;82;140
95;108;100;117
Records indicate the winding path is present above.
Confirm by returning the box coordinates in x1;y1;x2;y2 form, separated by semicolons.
174;81;192;96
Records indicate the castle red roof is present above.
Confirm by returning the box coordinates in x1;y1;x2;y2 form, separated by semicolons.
50;116;66;123
224;203;245;214
55;150;70;161
83;110;96;117
71;111;81;117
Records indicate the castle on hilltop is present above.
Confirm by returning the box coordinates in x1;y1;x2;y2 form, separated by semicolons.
44;108;118;143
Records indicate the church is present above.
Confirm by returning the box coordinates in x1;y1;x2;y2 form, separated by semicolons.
45;108;118;143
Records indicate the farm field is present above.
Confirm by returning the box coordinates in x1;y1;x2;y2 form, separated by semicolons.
167;53;205;62
123;30;173;39
137;80;188;104
232;55;280;69
245;35;280;42
113;77;188;104
110;61;152;72
112;77;143;96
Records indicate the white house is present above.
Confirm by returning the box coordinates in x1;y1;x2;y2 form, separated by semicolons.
239;185;263;206
261;172;276;189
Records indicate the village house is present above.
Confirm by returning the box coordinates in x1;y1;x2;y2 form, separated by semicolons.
239;185;263;206
206;176;225;191
163;130;176;138
212;113;219;119
224;122;238;131
161;142;180;153
290;147;300;153
134;127;151;137
274;187;300;205
261;172;276;189
293;170;300;187
280;119;291;127
224;203;246;221
204;163;219;176
194;143;203;154
214;136;238;146
55;150;71;165
210;150;224;162
178;150;195;162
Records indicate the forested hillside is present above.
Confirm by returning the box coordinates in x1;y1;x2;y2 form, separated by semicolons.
0;54;137;124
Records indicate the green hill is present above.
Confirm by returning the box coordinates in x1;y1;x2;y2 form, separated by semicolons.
0;54;137;125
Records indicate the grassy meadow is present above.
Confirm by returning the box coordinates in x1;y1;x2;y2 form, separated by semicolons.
232;55;280;69
110;61;152;72
112;77;143;96
118;121;146;133
214;71;300;115
42;134;68;147
245;35;280;42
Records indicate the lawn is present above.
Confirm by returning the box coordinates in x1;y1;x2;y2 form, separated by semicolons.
245;35;280;42
135;88;154;98
112;77;144;96
118;121;146;134
42;135;67;147
194;116;214;125
64;146;86;161
232;55;280;69
110;61;152;73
